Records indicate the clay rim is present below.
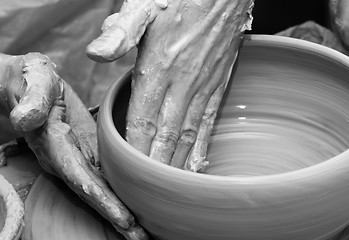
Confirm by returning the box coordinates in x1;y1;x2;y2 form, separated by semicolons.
99;34;349;184
0;174;24;240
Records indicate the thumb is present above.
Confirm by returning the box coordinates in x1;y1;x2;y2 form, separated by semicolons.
9;53;63;132
86;0;168;63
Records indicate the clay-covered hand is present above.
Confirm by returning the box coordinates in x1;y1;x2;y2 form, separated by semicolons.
87;0;254;171
330;0;349;50
0;53;62;131
0;53;149;240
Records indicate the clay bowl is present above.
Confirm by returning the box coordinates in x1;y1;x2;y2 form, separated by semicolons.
98;35;349;240
0;175;24;240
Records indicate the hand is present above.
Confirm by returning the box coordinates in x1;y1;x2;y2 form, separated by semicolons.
330;0;349;50
0;53;62;131
0;53;149;240
87;0;254;171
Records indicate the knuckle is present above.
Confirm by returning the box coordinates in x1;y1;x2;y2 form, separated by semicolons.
129;117;156;137
23;52;50;65
154;130;179;147
179;129;197;146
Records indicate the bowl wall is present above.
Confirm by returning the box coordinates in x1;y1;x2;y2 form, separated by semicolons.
98;35;349;240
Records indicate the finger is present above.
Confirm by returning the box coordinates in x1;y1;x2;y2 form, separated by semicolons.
169;67;214;169
86;0;168;63
185;82;227;172
170;54;231;168
183;20;244;171
9;53;62;132
184;53;235;172
169;93;209;169
126;68;168;155
63;81;99;168
149;83;193;165
25;100;149;240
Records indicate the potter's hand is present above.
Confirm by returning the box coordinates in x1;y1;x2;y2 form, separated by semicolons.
87;0;254;171
330;0;349;50
0;53;149;240
0;53;62;131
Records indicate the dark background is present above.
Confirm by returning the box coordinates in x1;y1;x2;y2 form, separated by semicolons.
249;0;329;34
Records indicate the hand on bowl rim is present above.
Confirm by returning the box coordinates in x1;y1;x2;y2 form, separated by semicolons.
0;52;149;240
86;0;254;171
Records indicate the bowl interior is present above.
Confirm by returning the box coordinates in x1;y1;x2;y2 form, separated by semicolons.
112;36;349;177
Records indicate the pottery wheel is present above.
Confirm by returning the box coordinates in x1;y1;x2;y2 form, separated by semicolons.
0;151;125;240
22;172;125;240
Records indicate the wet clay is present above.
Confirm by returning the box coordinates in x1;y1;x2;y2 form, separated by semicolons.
99;35;349;240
